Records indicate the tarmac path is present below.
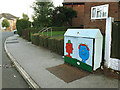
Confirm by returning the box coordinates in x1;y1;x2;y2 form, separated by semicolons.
1;31;31;89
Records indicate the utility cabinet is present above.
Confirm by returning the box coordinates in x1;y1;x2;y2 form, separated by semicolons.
64;29;103;72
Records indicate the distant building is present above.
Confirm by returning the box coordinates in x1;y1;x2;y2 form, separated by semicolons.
0;13;19;30
63;0;120;33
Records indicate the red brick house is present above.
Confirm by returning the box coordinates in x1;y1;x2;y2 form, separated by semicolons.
63;0;120;33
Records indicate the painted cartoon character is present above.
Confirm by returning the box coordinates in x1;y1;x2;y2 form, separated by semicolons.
66;40;73;58
79;44;89;63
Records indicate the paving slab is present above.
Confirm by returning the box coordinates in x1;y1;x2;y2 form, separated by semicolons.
6;35;119;88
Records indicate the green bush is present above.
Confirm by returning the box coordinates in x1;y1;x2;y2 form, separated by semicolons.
47;37;64;55
56;38;64;55
31;34;40;46
2;19;10;28
16;19;30;36
28;27;44;34
60;39;64;55
22;26;83;41
32;34;64;55
22;29;31;41
39;35;45;47
43;36;49;48
51;26;84;31
48;38;54;50
51;27;68;31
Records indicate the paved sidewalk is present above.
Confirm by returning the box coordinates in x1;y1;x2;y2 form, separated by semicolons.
5;35;119;88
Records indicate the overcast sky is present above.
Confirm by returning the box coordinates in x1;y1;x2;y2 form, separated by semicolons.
0;0;63;21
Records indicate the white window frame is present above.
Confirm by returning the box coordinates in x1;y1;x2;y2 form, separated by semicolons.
91;4;109;20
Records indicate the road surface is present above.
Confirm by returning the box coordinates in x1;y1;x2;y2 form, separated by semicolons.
1;31;31;89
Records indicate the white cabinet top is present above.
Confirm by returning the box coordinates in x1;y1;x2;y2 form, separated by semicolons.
64;29;102;38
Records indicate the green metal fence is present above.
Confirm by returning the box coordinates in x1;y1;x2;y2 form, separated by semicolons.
111;21;120;59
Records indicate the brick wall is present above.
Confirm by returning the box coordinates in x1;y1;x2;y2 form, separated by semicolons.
119;4;120;21
64;2;119;34
64;3;85;27
64;5;72;8
72;4;84;27
84;2;119;34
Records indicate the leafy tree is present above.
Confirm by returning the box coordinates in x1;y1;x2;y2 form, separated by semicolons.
32;1;54;27
51;6;77;26
16;19;31;36
16;13;31;36
22;13;29;21
2;19;10;28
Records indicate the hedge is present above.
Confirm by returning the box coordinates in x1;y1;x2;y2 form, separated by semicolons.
31;34;40;46
16;19;31;36
31;34;64;55
22;29;31;41
48;38;64;55
51;26;84;31
51;27;68;31
21;27;67;42
55;38;64;55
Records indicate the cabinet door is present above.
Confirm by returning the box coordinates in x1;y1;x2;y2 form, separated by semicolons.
76;37;94;67
64;36;94;72
64;36;77;58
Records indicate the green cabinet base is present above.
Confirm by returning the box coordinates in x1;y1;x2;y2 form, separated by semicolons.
64;56;92;72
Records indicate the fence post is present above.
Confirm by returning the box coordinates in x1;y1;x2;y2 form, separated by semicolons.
104;17;120;71
104;17;113;68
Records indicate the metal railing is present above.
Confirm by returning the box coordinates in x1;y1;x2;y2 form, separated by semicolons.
42;27;52;37
38;27;47;33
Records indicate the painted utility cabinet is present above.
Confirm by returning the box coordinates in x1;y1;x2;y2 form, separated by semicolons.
64;29;103;72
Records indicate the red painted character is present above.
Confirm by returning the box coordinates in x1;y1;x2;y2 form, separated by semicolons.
66;40;73;58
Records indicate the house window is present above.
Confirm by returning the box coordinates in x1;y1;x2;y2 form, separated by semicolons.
91;4;109;19
92;8;96;18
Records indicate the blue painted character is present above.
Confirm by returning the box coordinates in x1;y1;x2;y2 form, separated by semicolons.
79;44;89;63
